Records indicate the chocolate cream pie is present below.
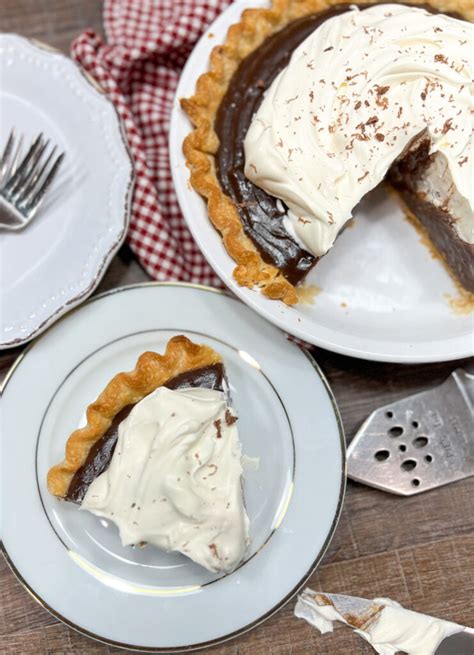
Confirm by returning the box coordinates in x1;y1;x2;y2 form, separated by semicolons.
47;336;250;573
182;0;473;304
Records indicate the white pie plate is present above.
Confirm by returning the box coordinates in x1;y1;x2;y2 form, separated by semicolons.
0;34;134;349
1;283;345;652
169;0;473;364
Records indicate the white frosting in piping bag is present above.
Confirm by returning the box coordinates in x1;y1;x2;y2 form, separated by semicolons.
81;386;249;573
244;4;473;256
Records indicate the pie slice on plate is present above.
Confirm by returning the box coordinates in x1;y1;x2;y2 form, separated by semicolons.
47;335;249;573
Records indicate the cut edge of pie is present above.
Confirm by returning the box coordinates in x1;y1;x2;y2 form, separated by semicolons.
47;335;223;498
181;0;473;305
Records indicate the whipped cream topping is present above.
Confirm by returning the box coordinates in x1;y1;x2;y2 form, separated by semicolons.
81;386;249;573
295;589;464;655
244;4;473;256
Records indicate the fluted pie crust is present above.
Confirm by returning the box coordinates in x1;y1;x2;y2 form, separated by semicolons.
181;0;472;305
47;336;222;498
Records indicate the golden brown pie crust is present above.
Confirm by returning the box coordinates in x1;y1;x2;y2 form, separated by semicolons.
47;336;222;498
181;0;473;305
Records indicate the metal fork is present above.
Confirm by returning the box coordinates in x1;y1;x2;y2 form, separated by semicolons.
0;129;65;231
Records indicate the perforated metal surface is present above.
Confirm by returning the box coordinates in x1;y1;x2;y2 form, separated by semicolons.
347;369;474;495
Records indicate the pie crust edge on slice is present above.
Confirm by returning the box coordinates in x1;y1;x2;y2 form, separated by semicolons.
181;0;473;305
47;336;223;498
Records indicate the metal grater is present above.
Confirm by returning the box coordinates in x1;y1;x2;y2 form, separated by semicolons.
347;368;474;495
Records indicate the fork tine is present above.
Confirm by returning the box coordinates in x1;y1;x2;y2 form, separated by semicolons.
3;133;43;196
18;145;57;204
0;129;15;184
12;138;50;201
22;152;64;218
5;134;24;182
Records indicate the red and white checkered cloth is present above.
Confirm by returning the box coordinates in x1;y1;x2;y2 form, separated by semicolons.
72;0;231;285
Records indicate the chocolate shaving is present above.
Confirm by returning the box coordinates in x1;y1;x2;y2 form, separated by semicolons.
214;419;222;438
225;409;237;426
442;119;454;134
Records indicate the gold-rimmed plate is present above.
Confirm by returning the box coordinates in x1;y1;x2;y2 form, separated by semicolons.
1;282;345;652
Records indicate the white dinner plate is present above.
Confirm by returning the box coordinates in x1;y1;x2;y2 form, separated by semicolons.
0;34;134;349
1;283;345;652
169;0;473;364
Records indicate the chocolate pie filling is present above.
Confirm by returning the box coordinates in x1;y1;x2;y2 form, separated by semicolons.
215;3;472;290
215;10;354;284
389;142;474;292
65;363;225;503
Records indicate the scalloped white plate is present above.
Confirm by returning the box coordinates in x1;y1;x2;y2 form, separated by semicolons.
0;34;134;349
169;0;473;364
1;283;345;652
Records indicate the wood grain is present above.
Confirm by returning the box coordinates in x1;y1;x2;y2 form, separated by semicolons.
1;2;473;653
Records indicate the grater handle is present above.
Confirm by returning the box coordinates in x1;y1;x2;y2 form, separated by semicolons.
453;368;474;410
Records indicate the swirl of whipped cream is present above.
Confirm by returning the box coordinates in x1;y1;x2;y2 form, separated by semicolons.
81;386;249;573
244;4;473;257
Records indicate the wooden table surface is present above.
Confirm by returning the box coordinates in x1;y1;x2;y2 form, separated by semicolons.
1;2;473;654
